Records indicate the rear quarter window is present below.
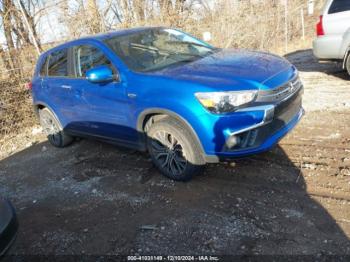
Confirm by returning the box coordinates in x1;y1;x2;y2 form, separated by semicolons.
47;49;68;77
328;0;350;14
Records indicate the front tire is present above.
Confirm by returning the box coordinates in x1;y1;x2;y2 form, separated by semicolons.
39;108;74;148
146;117;205;181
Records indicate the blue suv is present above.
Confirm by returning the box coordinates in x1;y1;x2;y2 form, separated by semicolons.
31;27;304;181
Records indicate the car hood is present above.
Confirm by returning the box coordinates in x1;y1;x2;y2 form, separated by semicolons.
152;49;295;91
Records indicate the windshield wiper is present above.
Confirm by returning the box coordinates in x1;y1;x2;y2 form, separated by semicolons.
139;57;199;72
168;51;206;58
130;43;159;52
166;40;215;50
130;43;206;58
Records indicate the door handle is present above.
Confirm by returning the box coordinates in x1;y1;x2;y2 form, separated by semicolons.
127;93;137;98
61;85;71;90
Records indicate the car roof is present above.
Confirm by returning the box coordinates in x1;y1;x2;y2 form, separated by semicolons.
78;26;162;42
41;26;163;57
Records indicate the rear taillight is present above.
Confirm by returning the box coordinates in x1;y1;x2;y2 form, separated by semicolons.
25;82;33;90
316;15;325;36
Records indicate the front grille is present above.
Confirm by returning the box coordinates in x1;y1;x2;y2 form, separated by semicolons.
225;88;302;152
256;89;302;144
257;75;303;103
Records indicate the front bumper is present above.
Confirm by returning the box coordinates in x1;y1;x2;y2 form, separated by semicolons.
203;88;304;163
0;200;18;256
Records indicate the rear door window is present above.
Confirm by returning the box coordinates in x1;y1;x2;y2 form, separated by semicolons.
47;49;68;77
39;57;47;76
328;0;350;14
73;45;113;77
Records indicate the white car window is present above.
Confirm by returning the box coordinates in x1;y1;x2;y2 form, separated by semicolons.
329;0;350;14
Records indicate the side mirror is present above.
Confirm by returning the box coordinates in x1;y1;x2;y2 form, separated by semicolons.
86;65;114;83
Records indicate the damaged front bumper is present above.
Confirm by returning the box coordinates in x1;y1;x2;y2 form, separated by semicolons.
204;87;305;163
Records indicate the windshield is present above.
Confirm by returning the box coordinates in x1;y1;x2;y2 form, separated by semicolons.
104;28;217;72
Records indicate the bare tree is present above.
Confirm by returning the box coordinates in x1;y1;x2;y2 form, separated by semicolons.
86;0;103;34
16;0;42;50
0;0;21;76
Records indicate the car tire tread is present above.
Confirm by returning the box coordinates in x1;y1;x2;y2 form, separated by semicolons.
39;108;74;148
146;117;205;181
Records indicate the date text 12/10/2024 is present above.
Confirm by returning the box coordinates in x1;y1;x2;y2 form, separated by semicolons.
127;255;220;261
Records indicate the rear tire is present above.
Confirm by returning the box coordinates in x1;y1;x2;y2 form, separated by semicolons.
146;117;205;181
39;108;74;148
346;53;350;77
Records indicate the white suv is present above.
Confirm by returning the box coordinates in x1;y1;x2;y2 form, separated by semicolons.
313;0;350;76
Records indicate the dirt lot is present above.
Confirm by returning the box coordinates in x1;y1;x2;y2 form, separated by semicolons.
0;49;350;257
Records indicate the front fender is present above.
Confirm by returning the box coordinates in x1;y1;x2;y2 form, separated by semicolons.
136;106;207;156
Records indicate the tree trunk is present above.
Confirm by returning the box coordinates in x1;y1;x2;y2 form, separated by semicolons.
86;0;103;34
18;0;42;51
2;0;21;77
134;0;145;22
159;0;171;14
0;46;13;78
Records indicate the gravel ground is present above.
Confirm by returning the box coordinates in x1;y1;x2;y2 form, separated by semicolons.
0;49;349;258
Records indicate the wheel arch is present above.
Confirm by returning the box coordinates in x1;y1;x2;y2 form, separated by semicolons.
137;108;205;157
33;103;45;118
343;46;350;70
33;102;64;130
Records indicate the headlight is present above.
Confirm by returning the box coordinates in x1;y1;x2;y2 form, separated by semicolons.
195;90;257;113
